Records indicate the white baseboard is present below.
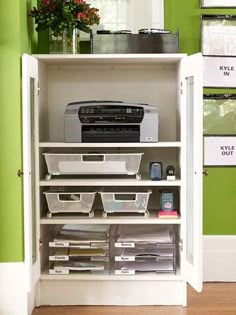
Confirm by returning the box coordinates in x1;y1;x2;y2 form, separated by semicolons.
0;262;29;315
203;235;236;282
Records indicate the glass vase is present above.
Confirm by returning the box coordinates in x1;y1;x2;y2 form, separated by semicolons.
49;28;80;54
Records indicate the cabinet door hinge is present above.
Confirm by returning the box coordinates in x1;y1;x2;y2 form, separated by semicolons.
39;239;43;249
180;82;183;95
37;84;41;95
179;239;183;251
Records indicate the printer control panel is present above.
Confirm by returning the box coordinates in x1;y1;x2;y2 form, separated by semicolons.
79;105;144;124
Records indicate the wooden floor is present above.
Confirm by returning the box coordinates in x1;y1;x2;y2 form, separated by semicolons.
32;283;236;315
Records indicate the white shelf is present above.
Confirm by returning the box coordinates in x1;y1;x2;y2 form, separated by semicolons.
39;142;181;148
40;210;181;225
41;270;181;281
40;178;182;187
33;53;187;65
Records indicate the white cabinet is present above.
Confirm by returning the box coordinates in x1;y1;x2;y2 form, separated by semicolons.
22;53;203;308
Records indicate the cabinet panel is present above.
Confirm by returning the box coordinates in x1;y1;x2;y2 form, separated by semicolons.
22;54;40;291
180;53;203;292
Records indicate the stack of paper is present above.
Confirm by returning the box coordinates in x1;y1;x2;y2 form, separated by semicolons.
50;224;110;248
114;225;176;275
50;261;106;275
49;225;110;274
115;225;175;246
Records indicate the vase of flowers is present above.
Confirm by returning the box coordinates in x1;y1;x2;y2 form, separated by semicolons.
49;27;80;54
30;0;100;54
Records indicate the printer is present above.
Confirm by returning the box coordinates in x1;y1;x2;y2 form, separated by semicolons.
64;100;158;143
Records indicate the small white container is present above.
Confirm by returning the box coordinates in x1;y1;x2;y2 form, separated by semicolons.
99;191;151;217
43;153;143;179
44;191;96;218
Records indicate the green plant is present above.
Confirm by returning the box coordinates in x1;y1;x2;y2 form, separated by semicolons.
30;0;100;36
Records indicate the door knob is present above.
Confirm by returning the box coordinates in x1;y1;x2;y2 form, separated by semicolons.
17;169;24;177
202;169;208;177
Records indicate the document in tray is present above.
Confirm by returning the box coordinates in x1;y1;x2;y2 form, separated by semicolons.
52;225;109;247
69;248;107;257
115;248;175;261
52;261;105;271
57;230;108;242
49;239;109;249
202;16;236;56
55;224;109;240
116;260;175;273
62;224;110;234
116;225;175;244
49;248;107;261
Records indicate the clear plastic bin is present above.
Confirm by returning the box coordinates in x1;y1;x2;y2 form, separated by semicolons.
114;225;176;248
49;261;108;275
114;247;176;262
114;260;176;275
99;191;151;218
43;153;143;180
44;191;96;218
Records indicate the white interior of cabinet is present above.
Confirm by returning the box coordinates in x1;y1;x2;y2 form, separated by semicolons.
35;55;187;306
36;56;182;144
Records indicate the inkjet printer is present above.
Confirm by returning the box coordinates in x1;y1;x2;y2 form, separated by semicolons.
64;100;158;143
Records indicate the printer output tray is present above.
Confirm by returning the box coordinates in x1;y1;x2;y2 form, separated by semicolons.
82;125;140;143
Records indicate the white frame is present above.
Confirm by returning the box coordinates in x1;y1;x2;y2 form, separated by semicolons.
201;0;236;7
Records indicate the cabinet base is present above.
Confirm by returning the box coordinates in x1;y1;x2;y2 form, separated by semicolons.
39;280;186;306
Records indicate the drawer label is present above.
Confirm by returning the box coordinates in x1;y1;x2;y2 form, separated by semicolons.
49;269;69;275
49;255;69;261
49;241;69;248
115;242;135;248
115;269;135;275
115;256;135;261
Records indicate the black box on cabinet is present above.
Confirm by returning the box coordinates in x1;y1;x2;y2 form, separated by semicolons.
91;32;179;54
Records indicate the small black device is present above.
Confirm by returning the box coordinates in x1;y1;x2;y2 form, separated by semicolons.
149;162;163;181
166;165;176;181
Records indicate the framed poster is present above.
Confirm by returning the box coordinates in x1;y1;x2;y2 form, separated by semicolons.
201;15;236;56
204;136;236;166
203;56;236;87
201;0;236;7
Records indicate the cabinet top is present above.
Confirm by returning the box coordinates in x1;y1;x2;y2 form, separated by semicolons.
31;53;187;65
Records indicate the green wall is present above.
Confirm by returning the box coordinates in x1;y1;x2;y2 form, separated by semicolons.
0;0;36;262
0;1;24;261
165;0;236;235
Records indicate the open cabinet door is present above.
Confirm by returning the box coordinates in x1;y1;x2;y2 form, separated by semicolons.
180;53;203;292
22;54;40;292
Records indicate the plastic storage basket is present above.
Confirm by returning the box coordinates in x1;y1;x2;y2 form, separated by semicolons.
44;191;96;218
43;153;143;180
99;191;151;218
